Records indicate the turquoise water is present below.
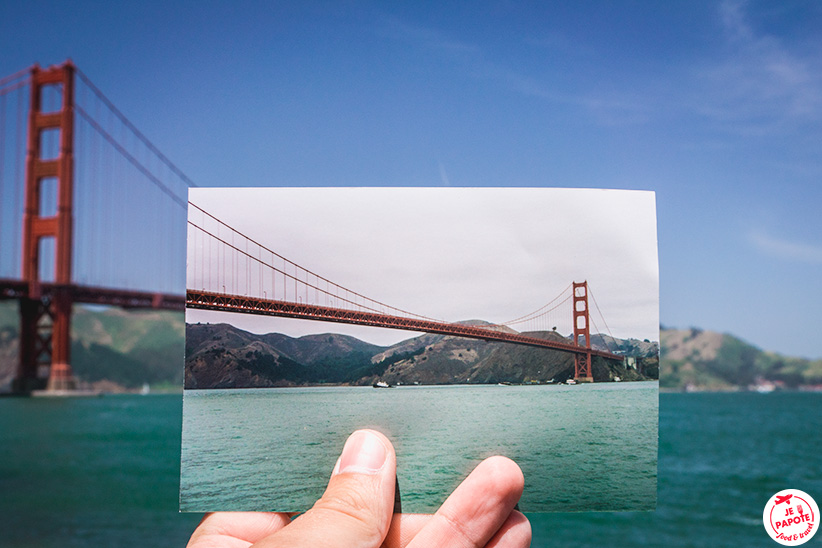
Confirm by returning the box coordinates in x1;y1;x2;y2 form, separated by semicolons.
1;391;821;547
181;382;658;513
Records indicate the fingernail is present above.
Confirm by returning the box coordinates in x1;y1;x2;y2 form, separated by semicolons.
337;430;387;475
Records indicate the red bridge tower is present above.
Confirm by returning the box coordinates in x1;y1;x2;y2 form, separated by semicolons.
14;62;77;393
573;280;594;382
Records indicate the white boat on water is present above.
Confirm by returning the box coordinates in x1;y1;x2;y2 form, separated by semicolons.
372;381;392;388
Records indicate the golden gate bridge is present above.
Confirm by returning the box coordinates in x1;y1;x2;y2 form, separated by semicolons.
0;60;624;394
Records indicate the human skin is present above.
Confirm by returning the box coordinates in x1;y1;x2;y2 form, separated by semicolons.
187;429;531;548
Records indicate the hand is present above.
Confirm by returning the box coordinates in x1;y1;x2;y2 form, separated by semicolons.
187;429;530;548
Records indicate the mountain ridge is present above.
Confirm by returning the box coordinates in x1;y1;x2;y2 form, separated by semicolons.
1;302;820;391
183;321;658;388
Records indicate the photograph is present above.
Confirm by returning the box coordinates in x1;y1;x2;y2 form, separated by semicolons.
181;187;660;513
3;2;820;546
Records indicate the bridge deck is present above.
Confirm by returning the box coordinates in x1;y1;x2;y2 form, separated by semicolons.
186;289;623;360
0;278;184;311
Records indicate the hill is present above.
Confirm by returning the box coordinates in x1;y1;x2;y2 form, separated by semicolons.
184;321;658;388
660;327;822;391
2;300;821;392
0;302;184;391
184;323;386;388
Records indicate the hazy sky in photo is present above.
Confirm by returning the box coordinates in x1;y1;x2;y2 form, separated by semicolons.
186;187;658;346
2;1;821;357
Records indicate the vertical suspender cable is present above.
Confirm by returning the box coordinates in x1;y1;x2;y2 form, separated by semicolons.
0;92;6;257
14;84;24;273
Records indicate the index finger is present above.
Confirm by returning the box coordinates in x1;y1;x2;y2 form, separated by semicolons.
404;456;527;548
187;512;293;548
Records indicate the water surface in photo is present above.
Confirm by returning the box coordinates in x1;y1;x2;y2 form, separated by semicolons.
180;381;658;512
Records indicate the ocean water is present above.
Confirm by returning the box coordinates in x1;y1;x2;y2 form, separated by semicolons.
181;382;658;513
1;391;820;547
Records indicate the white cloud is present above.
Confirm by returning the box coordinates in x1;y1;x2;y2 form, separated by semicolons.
694;0;822;133
380;6;822;135
380;17;480;58
749;229;822;264
380;17;651;127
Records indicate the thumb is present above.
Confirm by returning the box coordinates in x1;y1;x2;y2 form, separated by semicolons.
255;429;396;548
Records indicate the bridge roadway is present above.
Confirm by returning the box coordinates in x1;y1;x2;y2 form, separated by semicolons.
0;279;185;310
186;289;624;361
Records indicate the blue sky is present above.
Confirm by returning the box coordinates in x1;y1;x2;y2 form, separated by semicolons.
1;1;821;358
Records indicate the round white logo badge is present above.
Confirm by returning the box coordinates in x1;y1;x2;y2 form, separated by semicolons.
764;489;819;546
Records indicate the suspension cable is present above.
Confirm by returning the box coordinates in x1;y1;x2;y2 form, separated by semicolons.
188;202;445;323
589;285;616;342
500;282;573;326
75;104;187;208
75;68;198;189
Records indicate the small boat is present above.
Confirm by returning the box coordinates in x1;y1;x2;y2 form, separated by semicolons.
613;376;621;382
372;381;393;388
497;381;512;386
565;379;578;385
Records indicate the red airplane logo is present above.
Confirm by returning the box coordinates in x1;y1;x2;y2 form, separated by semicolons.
775;494;793;505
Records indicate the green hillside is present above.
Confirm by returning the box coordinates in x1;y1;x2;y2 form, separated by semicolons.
660;328;822;390
0;301;184;391
184;322;658;388
2;300;821;392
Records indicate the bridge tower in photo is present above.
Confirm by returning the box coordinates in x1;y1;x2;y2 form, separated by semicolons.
16;62;77;393
573;280;594;382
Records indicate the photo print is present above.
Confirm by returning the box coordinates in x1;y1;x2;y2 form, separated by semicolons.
181;187;659;513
